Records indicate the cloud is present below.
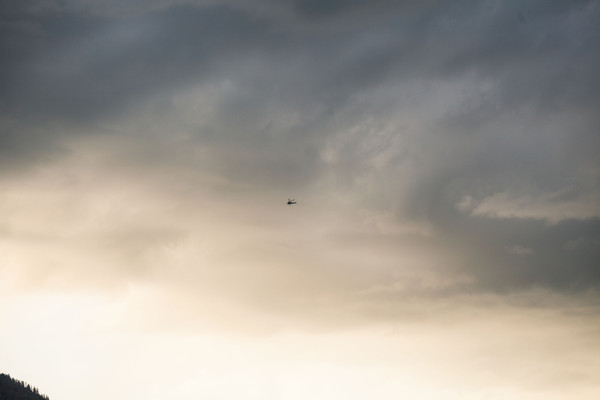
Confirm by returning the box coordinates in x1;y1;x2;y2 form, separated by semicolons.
2;3;600;399
468;191;600;224
1;0;599;294
505;244;534;256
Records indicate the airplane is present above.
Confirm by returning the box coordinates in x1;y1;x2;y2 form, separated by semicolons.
287;198;297;205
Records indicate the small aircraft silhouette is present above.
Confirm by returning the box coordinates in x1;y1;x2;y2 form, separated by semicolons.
287;198;297;205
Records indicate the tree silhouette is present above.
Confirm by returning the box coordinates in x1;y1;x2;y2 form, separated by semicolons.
0;373;50;400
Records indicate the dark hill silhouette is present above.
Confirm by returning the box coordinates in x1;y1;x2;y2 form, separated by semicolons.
0;373;50;400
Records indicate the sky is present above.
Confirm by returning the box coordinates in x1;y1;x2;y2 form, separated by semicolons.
1;0;599;399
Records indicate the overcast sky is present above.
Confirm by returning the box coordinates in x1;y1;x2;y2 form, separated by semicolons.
1;1;599;399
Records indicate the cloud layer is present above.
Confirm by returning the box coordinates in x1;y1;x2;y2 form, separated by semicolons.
1;1;599;399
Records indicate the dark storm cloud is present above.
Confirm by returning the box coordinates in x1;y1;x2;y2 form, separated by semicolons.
3;1;597;128
0;4;274;119
437;215;600;291
1;0;599;293
292;0;364;18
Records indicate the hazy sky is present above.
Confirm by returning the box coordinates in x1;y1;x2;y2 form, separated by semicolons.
1;1;599;399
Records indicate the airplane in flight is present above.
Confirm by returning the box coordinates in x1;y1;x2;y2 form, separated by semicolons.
287;198;296;205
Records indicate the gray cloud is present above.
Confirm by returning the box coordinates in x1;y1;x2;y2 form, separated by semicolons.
2;7;600;399
1;0;599;298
